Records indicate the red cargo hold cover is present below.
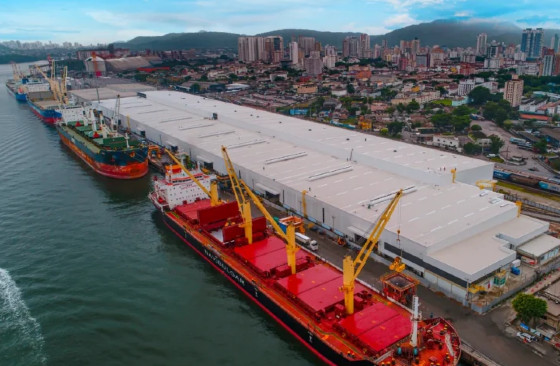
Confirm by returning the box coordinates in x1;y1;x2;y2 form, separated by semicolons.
275;265;341;296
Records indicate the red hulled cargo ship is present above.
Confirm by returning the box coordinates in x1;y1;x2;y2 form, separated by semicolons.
150;164;461;366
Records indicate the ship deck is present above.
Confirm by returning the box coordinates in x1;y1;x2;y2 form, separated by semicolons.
166;199;460;365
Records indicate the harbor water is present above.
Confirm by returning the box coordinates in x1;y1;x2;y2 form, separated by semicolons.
0;63;317;366
0;64;468;366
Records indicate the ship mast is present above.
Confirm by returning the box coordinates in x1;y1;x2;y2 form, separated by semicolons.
410;295;420;348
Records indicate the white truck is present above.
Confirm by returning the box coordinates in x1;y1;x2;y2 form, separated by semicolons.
295;233;318;251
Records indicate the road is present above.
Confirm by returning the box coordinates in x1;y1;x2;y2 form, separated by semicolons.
476;120;554;178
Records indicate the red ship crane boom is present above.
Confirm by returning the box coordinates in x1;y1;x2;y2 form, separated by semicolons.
342;189;403;315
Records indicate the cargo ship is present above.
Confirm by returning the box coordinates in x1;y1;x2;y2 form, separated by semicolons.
57;108;148;179
149;158;461;366
5;80;28;102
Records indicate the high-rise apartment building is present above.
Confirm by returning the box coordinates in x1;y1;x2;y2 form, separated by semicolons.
521;28;544;59
551;34;560;53
342;36;361;58
542;49;556;76
476;33;487;56
238;36;259;62
504;75;524;107
289;41;299;65
304;51;323;76
238;36;284;63
298;36;315;57
359;33;370;58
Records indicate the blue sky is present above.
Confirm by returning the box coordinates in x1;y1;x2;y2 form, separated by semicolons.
1;0;560;44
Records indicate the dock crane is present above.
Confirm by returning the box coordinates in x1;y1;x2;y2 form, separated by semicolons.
34;64;64;106
164;149;220;207
342;189;403;315
222;146;299;274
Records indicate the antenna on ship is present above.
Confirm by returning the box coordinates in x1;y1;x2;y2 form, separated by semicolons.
125;133;130;149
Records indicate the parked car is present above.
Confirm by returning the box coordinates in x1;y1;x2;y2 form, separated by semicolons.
516;332;536;342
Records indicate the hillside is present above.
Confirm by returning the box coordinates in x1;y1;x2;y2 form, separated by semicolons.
112;19;560;51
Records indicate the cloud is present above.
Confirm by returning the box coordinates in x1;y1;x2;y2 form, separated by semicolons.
384;13;418;28
516;15;560;25
370;0;444;9
86;10;129;27
454;11;471;17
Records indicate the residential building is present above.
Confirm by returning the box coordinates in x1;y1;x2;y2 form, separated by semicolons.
264;36;284;63
458;79;476;96
521;28;544;59
298;36;315;57
476;33;487;55
304;51;323;76
542;49;556;76
432;135;461;152
289;41;299;65
359;33;370;58
504;74;524;107
551;33;559;53
343;36;361;58
238;36;259;62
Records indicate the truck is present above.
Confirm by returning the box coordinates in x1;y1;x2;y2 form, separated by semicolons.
295;232;318;251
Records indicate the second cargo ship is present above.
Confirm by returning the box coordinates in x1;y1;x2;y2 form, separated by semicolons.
57;107;149;179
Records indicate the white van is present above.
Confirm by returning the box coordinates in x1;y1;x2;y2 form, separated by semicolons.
295;233;318;251
516;332;536;342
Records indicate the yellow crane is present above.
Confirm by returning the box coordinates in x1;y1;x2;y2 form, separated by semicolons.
34;64;64;106
164;149;220;207
301;190;308;218
222;146;299;274
342;189;403;315
221;146;253;244
476;179;497;191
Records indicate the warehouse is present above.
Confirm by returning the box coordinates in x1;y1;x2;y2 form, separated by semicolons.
96;91;556;305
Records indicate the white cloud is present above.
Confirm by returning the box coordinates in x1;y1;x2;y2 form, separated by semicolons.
371;0;444;9
384;13;417;27
454;11;471;17
86;10;129;27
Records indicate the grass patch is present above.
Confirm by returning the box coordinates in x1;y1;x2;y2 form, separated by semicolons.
496;181;560;202
433;99;452;106
490;157;504;163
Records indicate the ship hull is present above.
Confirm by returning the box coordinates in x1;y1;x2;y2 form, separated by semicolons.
57;126;149;179
160;210;373;366
28;99;62;124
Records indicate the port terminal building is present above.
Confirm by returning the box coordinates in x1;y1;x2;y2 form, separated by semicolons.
95;91;560;305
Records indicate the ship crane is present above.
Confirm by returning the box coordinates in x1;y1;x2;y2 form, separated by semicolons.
164;149;220;207
342;189;403;315
222;146;299;274
34;64;65;106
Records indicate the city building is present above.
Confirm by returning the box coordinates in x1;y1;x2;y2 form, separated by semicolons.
238;36;259;63
289;41;299;65
343;36;361;58
323;45;337;69
298;36;316;57
551;33;559;53
476;33;487;56
542;49;556;76
304;51;323;76
504;74;524;107
458;79;476;96
521;28;544;59
359;33;371;58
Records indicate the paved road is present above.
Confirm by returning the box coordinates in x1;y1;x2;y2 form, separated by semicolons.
477;120;554;178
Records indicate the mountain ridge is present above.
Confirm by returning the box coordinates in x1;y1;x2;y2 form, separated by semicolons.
112;19;560;51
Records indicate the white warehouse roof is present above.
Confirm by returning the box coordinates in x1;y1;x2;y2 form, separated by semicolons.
96;91;552;286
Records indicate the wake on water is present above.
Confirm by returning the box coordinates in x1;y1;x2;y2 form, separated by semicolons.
0;268;47;366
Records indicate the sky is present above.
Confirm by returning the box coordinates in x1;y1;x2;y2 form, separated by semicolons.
1;0;560;44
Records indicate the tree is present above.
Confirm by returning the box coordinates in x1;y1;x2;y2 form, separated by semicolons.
380;128;389;136
512;293;547;326
468;86;493;106
453;105;473;116
386;106;396;115
396;103;406;113
346;83;355;94
470;124;482;131
489;135;504;154
534;138;548;154
431;112;453;130
463;142;482;155
406;99;420;114
387;121;404;136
